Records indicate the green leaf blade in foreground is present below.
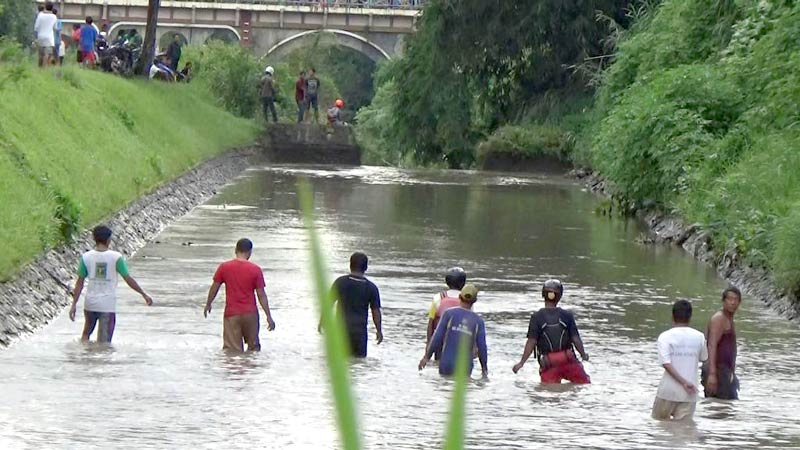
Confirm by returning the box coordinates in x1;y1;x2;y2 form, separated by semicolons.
297;179;362;450
443;333;470;450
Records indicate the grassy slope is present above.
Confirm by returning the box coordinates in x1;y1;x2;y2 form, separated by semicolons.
590;0;800;295
0;67;260;280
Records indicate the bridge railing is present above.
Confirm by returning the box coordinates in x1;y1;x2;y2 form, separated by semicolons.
196;0;426;10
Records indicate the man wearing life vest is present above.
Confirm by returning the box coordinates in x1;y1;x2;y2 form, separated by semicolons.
419;284;488;377
426;267;467;359
512;279;591;384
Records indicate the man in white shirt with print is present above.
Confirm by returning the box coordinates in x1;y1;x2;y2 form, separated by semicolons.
652;299;708;421
69;225;153;343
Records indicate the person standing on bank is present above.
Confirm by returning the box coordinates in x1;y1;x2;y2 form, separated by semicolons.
295;70;306;124
419;284;488;377
166;34;182;71
260;66;278;124
69;225;153;343
304;67;321;123
204;238;276;352
702;287;742;400
652;300;708;421
321;252;383;358
512;279;591;383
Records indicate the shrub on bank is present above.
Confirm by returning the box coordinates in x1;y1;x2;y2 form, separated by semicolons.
475;124;572;165
183;42;263;118
592;0;800;296
0;63;259;280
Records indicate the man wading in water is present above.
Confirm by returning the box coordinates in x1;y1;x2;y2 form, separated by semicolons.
652;300;707;421
702;287;742;400
512;279;591;383
321;252;383;358
426;267;467;360
204;238;276;352
69;225;153;343
419;284;488;377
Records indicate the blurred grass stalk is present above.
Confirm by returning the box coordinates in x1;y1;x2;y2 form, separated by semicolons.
298;179;362;450
298;179;468;450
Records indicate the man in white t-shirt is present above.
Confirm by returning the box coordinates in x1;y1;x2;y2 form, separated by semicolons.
69;225;153;343
33;2;58;67
652;299;708;421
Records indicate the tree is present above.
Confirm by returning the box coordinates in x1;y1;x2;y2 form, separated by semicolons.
370;0;630;167
0;0;35;46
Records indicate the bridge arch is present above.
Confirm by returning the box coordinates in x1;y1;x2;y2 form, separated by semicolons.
265;29;391;63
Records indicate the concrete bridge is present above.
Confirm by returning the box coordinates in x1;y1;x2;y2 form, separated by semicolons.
51;0;422;61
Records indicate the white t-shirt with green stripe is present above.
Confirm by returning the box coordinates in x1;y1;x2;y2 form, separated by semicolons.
78;250;129;313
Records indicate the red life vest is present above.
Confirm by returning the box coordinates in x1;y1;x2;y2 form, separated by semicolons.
436;292;461;318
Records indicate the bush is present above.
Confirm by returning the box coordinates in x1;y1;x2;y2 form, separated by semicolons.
476;124;572;164
0;0;34;48
183;42;262;118
592;64;742;208
774;203;800;297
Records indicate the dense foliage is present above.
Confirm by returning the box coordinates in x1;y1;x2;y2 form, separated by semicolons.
0;0;34;48
591;0;800;295
357;0;628;167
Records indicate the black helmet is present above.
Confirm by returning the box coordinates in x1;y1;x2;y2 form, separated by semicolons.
542;279;564;302
445;267;467;290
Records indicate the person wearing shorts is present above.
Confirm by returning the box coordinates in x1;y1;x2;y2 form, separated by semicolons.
304;67;321;123
69;225;153;343
33;2;58;67
79;16;98;68
204;238;276;352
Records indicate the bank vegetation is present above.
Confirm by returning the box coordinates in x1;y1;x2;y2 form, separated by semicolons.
356;0;800;300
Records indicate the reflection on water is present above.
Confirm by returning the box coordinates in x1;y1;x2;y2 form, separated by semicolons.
1;165;799;449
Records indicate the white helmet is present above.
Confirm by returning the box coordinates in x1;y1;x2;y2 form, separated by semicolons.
264;66;274;75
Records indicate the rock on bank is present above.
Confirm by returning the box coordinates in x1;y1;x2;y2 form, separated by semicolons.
577;169;800;320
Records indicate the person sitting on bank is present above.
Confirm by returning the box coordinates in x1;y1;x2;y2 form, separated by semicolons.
327;99;345;126
512;279;591;384
419;284;488;377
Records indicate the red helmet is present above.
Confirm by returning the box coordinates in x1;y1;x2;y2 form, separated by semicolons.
335;99;344;108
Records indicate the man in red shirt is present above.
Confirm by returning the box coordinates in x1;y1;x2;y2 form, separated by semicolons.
204;238;276;352
295;70;306;123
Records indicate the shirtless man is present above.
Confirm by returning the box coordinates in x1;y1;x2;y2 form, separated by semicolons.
702;287;742;400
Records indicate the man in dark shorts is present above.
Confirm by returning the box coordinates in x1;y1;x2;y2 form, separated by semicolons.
204;238;276;352
323;252;383;357
512;279;590;383
69;225;153;343
702;287;742;400
304;67;321;123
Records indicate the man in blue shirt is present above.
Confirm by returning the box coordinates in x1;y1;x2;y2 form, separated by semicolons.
79;16;98;68
419;284;488;377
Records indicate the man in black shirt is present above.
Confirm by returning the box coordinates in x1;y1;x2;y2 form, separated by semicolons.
512;279;590;384
323;252;383;357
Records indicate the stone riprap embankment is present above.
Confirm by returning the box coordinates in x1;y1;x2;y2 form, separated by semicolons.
0;147;258;347
576;169;799;320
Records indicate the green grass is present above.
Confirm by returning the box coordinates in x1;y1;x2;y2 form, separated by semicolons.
298;179;468;450
589;0;800;296
0;63;260;280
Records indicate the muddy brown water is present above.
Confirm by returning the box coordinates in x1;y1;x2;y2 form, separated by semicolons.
1;165;799;449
